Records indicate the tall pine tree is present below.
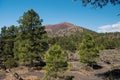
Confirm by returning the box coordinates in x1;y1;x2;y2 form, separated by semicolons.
14;9;48;66
0;25;18;68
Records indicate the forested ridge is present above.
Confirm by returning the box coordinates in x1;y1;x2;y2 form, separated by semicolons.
0;9;120;80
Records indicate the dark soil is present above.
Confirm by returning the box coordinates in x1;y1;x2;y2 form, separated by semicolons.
0;72;6;80
1;49;120;80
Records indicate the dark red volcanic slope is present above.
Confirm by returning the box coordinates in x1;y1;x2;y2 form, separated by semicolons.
45;22;94;36
45;22;76;33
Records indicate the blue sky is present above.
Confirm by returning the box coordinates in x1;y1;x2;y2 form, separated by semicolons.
0;0;120;32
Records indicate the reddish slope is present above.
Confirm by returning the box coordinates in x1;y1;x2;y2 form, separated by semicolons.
45;22;76;33
45;22;84;36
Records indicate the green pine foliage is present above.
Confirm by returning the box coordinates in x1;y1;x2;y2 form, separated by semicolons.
14;9;48;66
49;32;84;52
79;34;99;66
95;32;120;50
74;0;120;8
4;58;17;69
0;25;18;68
44;44;68;79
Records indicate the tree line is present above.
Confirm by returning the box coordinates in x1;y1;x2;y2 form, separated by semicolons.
0;9;49;69
0;9;68;80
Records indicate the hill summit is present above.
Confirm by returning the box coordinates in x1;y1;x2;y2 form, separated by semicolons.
45;22;93;36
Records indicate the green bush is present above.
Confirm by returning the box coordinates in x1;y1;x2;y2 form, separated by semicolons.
4;58;18;68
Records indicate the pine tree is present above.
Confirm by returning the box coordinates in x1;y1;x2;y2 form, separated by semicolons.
14;9;48;66
79;34;99;67
45;44;68;79
0;25;18;68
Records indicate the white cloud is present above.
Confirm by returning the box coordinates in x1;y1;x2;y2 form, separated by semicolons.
97;22;120;33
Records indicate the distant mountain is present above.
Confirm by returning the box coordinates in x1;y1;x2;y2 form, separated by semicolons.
45;22;95;36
